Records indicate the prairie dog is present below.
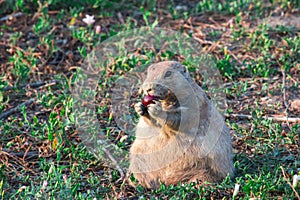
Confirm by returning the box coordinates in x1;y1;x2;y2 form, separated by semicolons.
129;61;234;188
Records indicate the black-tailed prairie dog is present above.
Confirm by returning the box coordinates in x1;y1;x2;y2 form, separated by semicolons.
129;61;234;189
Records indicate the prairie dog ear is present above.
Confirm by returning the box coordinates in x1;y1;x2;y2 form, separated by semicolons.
180;66;189;78
183;66;188;74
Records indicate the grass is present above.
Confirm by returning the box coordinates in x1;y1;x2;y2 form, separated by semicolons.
0;0;300;199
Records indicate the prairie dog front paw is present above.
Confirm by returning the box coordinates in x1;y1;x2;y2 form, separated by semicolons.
135;102;148;116
147;101;166;119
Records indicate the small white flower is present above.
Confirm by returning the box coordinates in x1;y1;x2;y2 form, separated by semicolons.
48;165;53;174
293;174;300;188
233;183;240;197
83;14;95;25
63;174;67;182
41;180;48;191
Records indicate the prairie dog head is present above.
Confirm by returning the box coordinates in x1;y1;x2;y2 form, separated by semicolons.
140;61;192;105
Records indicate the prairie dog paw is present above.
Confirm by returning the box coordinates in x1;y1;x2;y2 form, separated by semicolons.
148;101;166;119
135;102;147;116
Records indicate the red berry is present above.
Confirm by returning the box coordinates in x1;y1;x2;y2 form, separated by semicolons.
142;94;156;106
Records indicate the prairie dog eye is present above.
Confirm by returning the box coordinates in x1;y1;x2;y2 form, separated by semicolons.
164;71;172;78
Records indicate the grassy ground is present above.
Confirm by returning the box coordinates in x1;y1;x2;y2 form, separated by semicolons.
0;0;300;199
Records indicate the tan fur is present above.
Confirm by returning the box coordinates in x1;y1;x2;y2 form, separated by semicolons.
129;61;234;189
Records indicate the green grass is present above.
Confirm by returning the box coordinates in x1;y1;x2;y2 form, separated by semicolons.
1;0;300;199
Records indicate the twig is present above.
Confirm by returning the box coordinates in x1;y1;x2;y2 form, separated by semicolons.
122;171;135;188
274;53;292;128
193;36;222;47
117;12;125;24
102;146;125;182
1;80;58;91
225;113;300;123
0;149;39;175
23;144;32;162
280;166;300;199
0;98;35;120
281;68;292;130
0;12;24;21
226;49;243;65
222;76;280;87
2;149;39;159
193;36;242;65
